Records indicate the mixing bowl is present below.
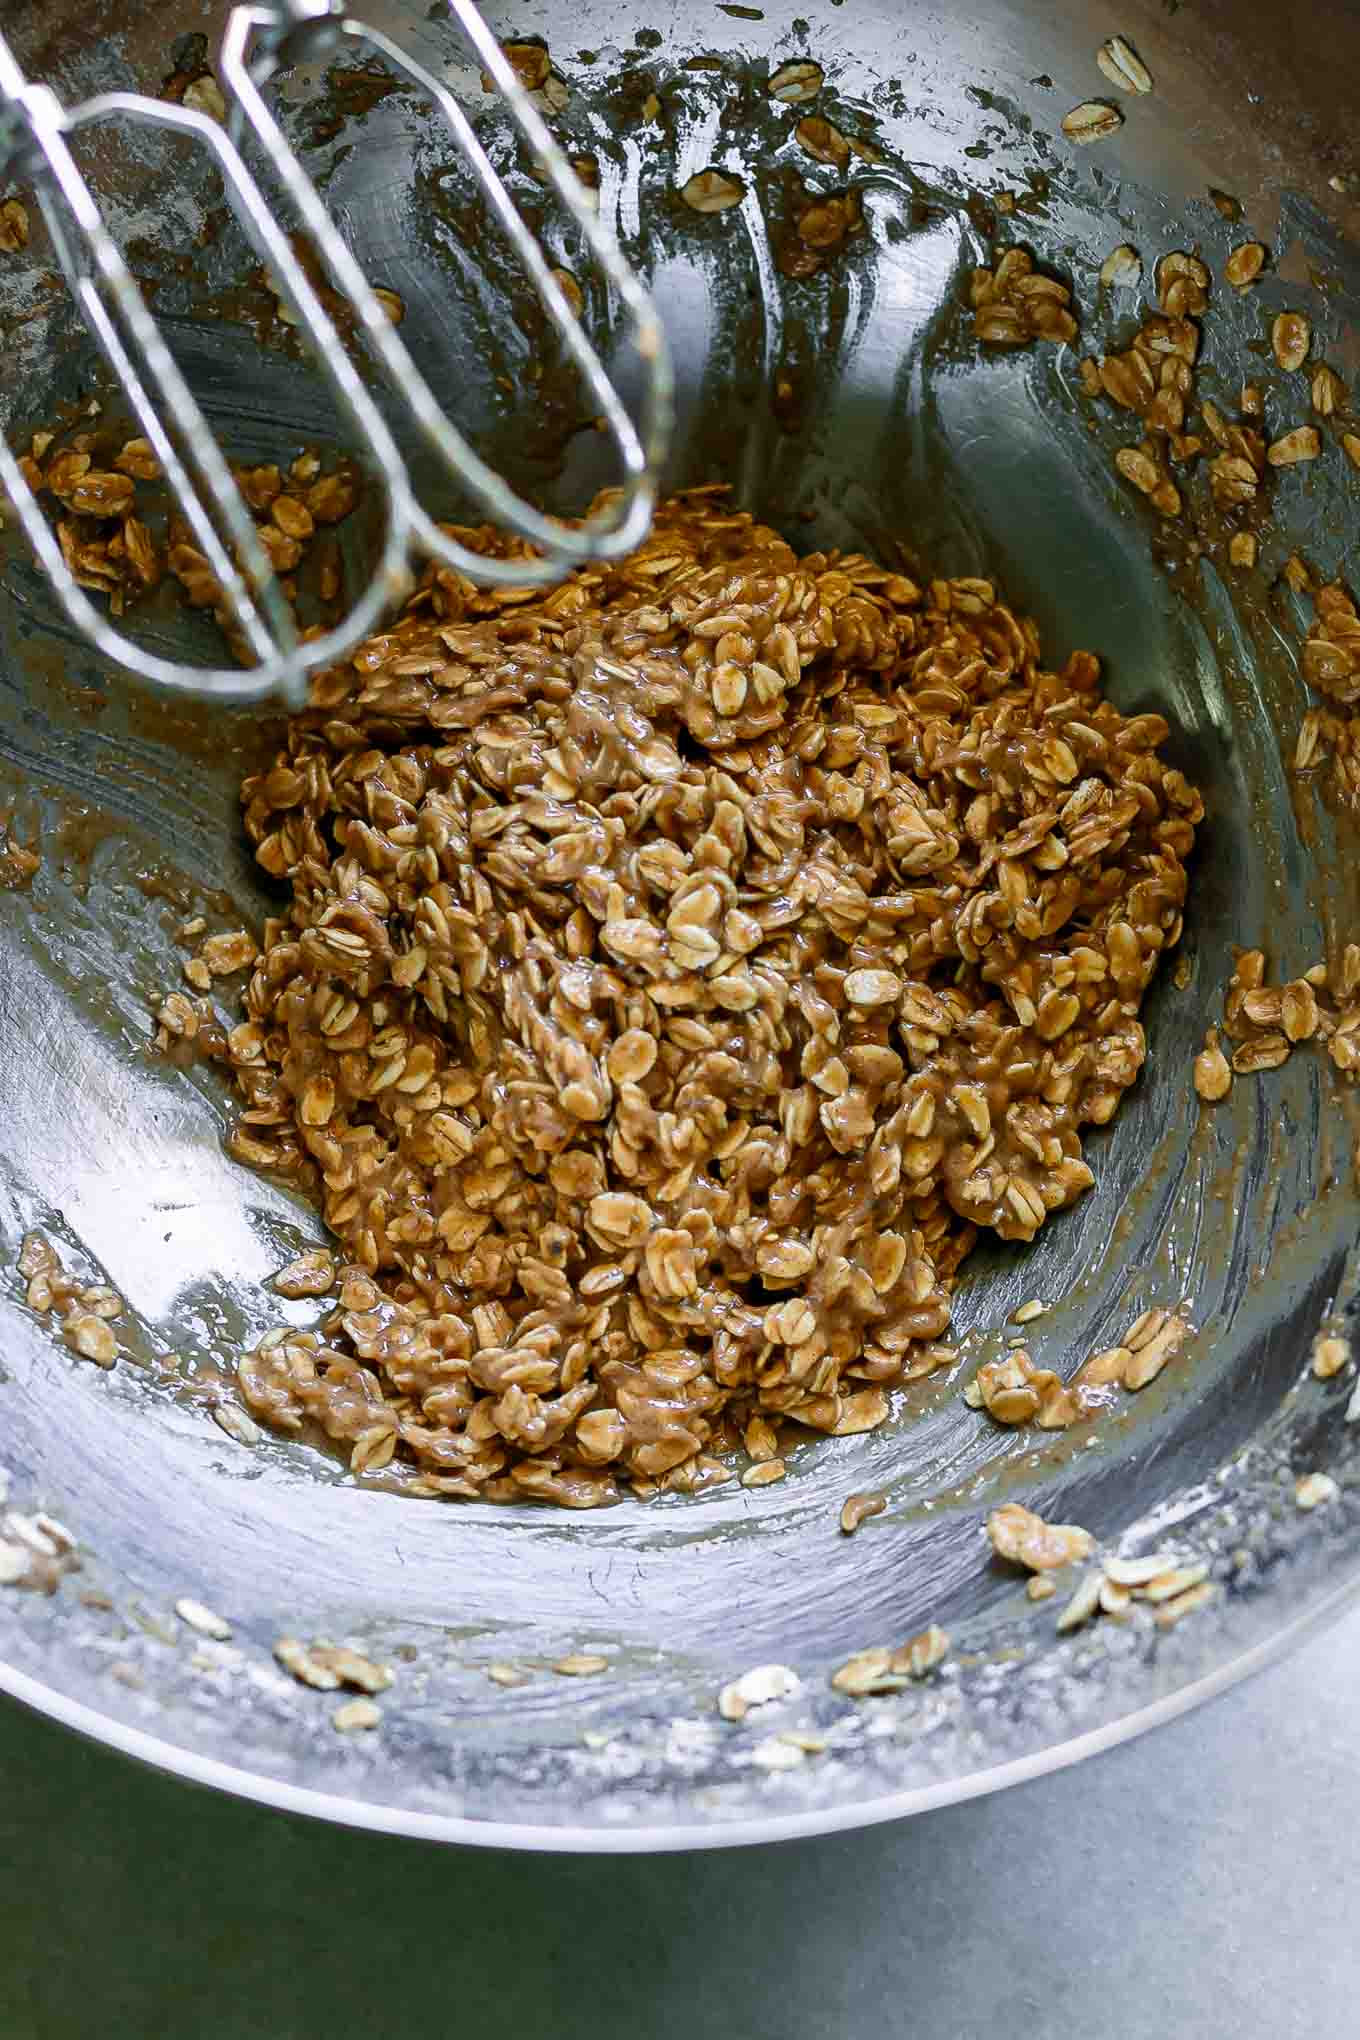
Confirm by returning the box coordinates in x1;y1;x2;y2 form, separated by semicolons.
2;0;1359;1849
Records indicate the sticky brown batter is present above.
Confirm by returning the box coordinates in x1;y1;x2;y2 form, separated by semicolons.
213;490;1200;1504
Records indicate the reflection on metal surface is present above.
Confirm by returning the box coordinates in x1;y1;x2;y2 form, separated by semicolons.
0;0;1358;1847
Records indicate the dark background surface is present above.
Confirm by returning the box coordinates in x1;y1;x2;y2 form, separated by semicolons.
0;1603;1354;2040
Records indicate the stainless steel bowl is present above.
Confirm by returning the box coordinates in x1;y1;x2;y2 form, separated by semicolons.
2;0;1360;1850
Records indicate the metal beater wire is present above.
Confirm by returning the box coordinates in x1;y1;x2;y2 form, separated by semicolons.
0;2;672;700
221;0;672;576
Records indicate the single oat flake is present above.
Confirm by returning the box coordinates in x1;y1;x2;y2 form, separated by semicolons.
1267;426;1321;466
332;1697;382;1732
175;1597;232;1641
486;1662;527;1688
679;169;745;214
767;60;824;104
839;1489;888;1535
1224;242;1266;289
1312;1333;1350;1380
1312;364;1345;416
1056;1570;1103;1632
1099;243;1142;289
717;1662;801;1721
211;1403;261;1448
1272;311;1311;372
1194;1030;1233;1101
1061;101;1124;143
795;116;850;169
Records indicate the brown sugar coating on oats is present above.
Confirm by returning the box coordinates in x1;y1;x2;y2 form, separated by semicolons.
220;491;1200;1506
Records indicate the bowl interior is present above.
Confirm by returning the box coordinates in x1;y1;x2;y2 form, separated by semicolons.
1;0;1360;1844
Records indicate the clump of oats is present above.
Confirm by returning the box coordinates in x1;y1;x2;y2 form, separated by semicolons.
0;1508;79;1596
830;1624;949;1695
964;1301;1190;1434
966;1349;1086;1428
275;1638;393;1692
20;1231;124;1367
1155;252;1210;319
199;930;258;976
972;245;1078;346
1095;36;1152;94
1289;587;1360;810
1053;1553;1211;1635
271;1248;337;1299
1203;941;1360;1089
205;493;1198;1508
987;1501;1093;1572
780;188;866;280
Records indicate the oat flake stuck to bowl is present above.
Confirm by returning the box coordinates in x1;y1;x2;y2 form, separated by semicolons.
203;490;1200;1508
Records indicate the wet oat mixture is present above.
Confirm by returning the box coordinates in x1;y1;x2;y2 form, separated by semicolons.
205;490;1200;1505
